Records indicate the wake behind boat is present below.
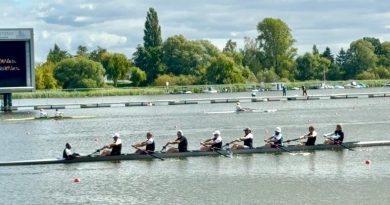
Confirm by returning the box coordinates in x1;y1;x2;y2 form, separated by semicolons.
3;115;96;122
1;140;389;166
205;109;277;114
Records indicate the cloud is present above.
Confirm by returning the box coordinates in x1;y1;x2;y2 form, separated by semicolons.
1;0;390;61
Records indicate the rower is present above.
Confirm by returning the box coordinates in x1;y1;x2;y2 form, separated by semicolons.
54;109;63;118
264;127;283;148
236;102;245;112
132;132;155;154
63;143;80;160
230;127;254;149
298;126;317;146
164;130;188;153
323;124;344;144
39;109;48;118
200;130;223;151
101;133;122;156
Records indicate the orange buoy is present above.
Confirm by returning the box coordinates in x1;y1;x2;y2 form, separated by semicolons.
73;178;81;182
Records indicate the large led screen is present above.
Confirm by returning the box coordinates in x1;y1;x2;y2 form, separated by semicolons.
0;41;27;87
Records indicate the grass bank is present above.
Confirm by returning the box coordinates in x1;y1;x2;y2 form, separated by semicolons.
12;79;390;99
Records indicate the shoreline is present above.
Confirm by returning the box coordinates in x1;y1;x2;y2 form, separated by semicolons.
11;79;390;99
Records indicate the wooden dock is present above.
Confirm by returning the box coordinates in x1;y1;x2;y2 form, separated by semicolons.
3;92;390;111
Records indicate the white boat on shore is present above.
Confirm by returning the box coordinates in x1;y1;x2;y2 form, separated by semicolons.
202;87;218;93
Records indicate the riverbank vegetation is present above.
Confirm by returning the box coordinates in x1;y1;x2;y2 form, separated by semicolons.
13;79;390;99
34;8;390;93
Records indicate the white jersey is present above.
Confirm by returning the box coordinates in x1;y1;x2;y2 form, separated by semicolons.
146;138;154;144
212;135;222;143
242;133;253;140
65;148;73;156
40;111;48;118
273;133;282;141
55;111;63;117
306;131;317;138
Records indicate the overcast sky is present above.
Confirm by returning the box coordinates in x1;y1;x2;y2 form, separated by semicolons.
2;0;390;62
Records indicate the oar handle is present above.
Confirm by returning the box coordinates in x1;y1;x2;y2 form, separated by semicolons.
87;146;106;156
283;137;302;143
223;139;240;147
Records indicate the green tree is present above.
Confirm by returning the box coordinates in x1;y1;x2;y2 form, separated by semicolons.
256;69;279;83
223;39;237;53
205;53;245;84
257;18;297;76
363;37;383;55
336;48;348;66
77;45;89;58
54;57;105;89
295;53;331;81
241;36;263;75
312;45;319;55
327;64;345;81
143;8;162;48
90;47;108;62
162;35;220;77
35;62;59;89
47;44;71;64
102;53;131;86
130;67;147;86
357;66;390;80
378;42;390;67
153;74;199;86
295;53;314;81
321;47;334;64
133;8;164;84
345;39;378;78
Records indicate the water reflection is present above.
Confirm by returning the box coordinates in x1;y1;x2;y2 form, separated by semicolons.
308;152;316;172
335;150;346;174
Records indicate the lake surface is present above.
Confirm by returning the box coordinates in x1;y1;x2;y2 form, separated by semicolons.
1;88;390;204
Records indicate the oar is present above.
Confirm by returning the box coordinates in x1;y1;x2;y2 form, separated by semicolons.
212;148;231;158
243;107;254;111
160;144;169;152
87;146;105;156
132;145;164;161
143;150;165;161
276;145;293;153
223;139;240;147
283;137;302;143
264;138;293;154
336;142;354;151
323;136;354;151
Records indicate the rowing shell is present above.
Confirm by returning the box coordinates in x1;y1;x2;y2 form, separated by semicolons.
205;109;277;114
1;140;389;166
3;116;96;122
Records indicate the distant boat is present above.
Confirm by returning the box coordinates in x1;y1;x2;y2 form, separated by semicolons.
3;116;96;122
315;83;334;89
172;90;192;94
344;81;367;89
202;87;218;93
204;109;277;114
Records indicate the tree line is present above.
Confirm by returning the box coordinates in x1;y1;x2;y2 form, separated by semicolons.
36;8;390;90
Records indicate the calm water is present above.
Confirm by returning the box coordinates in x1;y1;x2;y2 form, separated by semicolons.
1;89;390;204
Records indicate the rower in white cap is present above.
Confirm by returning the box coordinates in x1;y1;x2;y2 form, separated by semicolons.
200;130;223;151
39;108;48;118
264;127;283;148
101;133;122;156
